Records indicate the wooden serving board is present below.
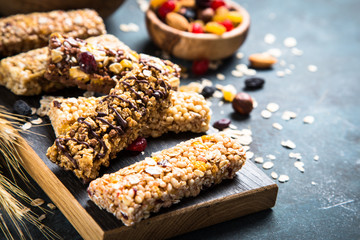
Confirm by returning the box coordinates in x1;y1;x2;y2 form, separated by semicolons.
0;87;278;240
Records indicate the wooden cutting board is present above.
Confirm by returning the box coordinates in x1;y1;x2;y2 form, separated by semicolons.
0;87;278;240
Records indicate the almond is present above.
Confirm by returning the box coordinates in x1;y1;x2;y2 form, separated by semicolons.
249;53;277;69
165;12;190;31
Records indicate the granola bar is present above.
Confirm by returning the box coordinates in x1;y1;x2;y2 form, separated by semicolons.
0;34;126;96
47;63;175;182
47;91;210;137
87;133;247;226
45;33;180;93
0;9;106;56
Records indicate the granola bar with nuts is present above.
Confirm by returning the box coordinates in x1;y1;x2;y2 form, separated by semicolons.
47;91;210;137
0;34;125;96
0;9;106;57
45;33;180;94
46;63;174;182
87;133;247;226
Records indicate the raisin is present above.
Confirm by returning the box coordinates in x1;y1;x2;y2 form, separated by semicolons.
213;118;231;130
78;51;97;74
201;86;216;98
127;137;147;152
244;77;265;90
13;100;32;116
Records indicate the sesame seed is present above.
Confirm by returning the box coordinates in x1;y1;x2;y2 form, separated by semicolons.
271;172;278;179
284;37;297;48
261;110;272;119
255;157;264;164
272;123;283;130
266;103;280;113
263;161;274;170
303;115;315;124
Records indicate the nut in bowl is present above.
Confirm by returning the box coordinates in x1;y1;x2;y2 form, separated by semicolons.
146;0;250;60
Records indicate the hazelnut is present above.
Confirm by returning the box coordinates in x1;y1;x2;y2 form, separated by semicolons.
232;92;253;115
198;8;214;23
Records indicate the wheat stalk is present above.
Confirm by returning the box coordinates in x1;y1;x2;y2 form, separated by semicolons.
0;107;60;240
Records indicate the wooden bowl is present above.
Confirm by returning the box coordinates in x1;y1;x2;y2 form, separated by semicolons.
145;2;250;60
0;0;125;18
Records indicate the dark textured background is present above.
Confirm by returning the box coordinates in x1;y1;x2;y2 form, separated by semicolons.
1;0;360;239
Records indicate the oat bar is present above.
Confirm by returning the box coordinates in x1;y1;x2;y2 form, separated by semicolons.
45;33;180;93
0;34;126;96
0;9;106;56
87;133;247;226
47;63;175;182
47;91;210;137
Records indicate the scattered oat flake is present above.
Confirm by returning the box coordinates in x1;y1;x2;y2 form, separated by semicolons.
281;140;296;149
237;135;253;146
231;70;243;77
284;37;297;48
282;111;297;120
266;103;279;113
47;203;56;210
285;69;292;75
278;175;289;183
255;157;264;164
294;161;305;172
236;52;244;59
243;146;250;152
271;172;278;179
263;161;274;170
308;65;318;72
261;110;272;119
289;152;302;160
272;123;283;130
216;73;225;80
229;124;237;129
218;101;224;107
213;90;223;98
314;155;319;161
280;60;286;66
21;122;32;130
291;47;303;56
276;71;285;77
267;48;282;57
264;33;276;44
38;214;46;221
201;78;213;87
120;23;139;32
30;118;43;125
244;69;257;76
303;115;315;124
311;181;317;185
247;151;254;160
266;154;276;160
31;198;44;207
236;63;248;71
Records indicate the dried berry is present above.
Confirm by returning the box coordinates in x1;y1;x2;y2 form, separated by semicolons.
192;59;209;75
232;92;253;115
13;100;32;116
158;1;176;18
198;8;214;22
213;118;231;130
127;137;147;152
220;19;234;31
78;51;97;74
191;22;204;33
211;0;226;10
245;77;265;90
201;86;216;98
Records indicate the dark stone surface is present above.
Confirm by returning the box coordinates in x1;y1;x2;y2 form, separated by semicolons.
1;0;360;239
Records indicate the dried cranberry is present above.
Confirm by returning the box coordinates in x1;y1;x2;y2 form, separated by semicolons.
201;86;216;98
192;59;209;75
211;0;226;10
221;19;234;32
244;77;265;90
158;1;176;19
78;51;97;74
213;118;231;130
126;137;147;152
191;22;204;33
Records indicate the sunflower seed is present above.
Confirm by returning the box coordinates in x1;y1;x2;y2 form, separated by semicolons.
278;174;290;183
303;115;315;124
281;140;296;149
266;103;280;113
263;161;274;170
271;172;278;179
261;110;272;119
272;122;283;130
255;157;264;164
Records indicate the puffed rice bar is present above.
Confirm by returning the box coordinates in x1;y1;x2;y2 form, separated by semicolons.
47;91;210;137
47;61;175;182
0;9;106;56
45;33;180;93
88;133;247;226
0;34;126;96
